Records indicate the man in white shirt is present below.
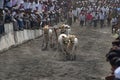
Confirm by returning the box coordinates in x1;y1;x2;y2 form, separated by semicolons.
67;10;73;26
93;12;99;27
79;13;85;27
5;0;12;9
99;11;105;28
37;1;43;13
12;0;18;7
31;1;38;12
23;0;29;10
12;0;24;9
111;17;117;33
72;8;78;22
114;59;120;80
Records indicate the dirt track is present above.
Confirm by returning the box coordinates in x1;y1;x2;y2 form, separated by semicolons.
0;21;114;80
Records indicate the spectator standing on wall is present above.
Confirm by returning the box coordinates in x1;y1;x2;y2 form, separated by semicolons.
12;0;24;9
12;0;18;7
0;9;4;35
0;18;4;35
23;0;30;10
16;10;24;30
4;0;12;9
37;0;43;13
4;8;12;23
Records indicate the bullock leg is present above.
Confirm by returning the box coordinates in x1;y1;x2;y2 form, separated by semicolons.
57;43;60;51
53;28;58;50
48;36;53;50
66;52;71;60
64;45;72;61
43;40;48;50
46;41;49;50
70;45;76;61
64;45;72;60
42;35;48;51
57;43;64;52
45;35;49;50
57;44;66;60
41;39;46;50
112;25;114;34
41;39;47;51
50;35;54;48
60;45;68;61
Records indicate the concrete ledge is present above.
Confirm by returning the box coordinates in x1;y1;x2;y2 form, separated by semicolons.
4;23;14;33
14;31;24;45
23;30;29;41
0;33;15;51
0;23;43;52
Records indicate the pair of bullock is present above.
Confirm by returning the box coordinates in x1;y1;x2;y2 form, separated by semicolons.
41;24;78;60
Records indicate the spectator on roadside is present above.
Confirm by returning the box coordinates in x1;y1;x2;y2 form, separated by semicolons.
4;8;12;23
86;12;93;27
0;10;4;35
111;17;118;33
99;11;105;28
72;8;78;22
67;10;73;26
93;12;99;27
79;12;85;27
16;10;24;30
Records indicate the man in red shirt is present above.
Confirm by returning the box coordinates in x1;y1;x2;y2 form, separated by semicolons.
86;12;93;27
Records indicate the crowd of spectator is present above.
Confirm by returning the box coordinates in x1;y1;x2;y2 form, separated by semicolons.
0;0;72;35
0;0;120;35
70;0;120;80
69;0;120;29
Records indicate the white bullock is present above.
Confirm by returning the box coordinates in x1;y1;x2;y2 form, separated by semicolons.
42;25;53;50
58;34;78;60
58;34;67;52
66;35;78;60
59;24;71;35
